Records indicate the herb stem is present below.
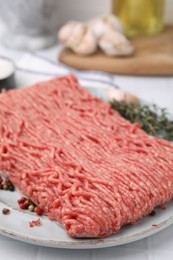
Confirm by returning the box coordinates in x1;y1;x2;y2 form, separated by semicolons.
110;100;173;141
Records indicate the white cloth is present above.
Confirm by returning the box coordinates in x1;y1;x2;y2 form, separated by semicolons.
16;52;117;88
0;52;173;260
16;52;173;114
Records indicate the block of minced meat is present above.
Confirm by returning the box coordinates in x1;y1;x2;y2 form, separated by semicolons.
0;75;173;238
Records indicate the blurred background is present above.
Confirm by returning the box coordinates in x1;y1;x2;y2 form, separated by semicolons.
56;0;173;26
0;0;172;28
0;0;173;51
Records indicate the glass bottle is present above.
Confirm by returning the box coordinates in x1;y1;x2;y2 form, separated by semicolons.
112;0;165;36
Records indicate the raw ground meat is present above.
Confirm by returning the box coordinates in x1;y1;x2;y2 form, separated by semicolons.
0;75;173;238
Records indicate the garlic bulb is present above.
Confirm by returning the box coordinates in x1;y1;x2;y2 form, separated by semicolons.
58;15;134;57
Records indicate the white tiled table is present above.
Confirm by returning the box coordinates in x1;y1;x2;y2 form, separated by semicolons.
0;22;173;260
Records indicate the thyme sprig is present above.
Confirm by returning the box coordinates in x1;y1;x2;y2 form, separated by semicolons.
110;100;173;141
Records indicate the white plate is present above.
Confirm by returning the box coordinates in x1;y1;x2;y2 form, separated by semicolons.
1;187;173;249
0;70;173;249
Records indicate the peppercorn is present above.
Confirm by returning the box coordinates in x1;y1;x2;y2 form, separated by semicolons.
3;183;8;190
2;208;10;215
8;184;15;191
0;177;15;191
18;197;27;204
17;196;43;216
19;203;27;209
24;202;30;209
28;205;35;212
35;207;43;216
149;210;156;216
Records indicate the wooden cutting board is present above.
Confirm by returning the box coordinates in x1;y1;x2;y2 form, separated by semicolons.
59;26;173;76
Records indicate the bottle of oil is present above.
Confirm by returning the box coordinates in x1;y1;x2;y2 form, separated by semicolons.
112;0;164;36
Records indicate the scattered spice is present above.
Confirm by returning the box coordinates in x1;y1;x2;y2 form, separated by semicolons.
0;176;15;192
17;196;43;216
17;197;27;204
3;183;8;190
19;203;26;210
28;205;35;212
2;208;10;215
110;100;173;141
149;210;156;216
34;207;43;216
8;183;15;191
29;218;41;228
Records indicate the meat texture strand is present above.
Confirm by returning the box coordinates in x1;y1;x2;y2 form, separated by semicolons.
0;75;173;238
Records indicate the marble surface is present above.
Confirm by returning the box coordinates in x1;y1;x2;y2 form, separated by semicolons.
0;20;173;260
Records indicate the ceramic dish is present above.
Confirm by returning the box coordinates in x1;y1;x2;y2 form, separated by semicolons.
0;70;173;249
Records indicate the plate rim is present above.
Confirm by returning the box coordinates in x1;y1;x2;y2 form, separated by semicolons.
0;211;173;249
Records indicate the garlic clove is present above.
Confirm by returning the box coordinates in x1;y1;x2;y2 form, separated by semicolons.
89;15;124;40
58;21;79;44
65;23;86;48
104;15;124;34
60;23;97;56
73;27;97;55
89;18;108;39
99;30;134;56
107;88;138;104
